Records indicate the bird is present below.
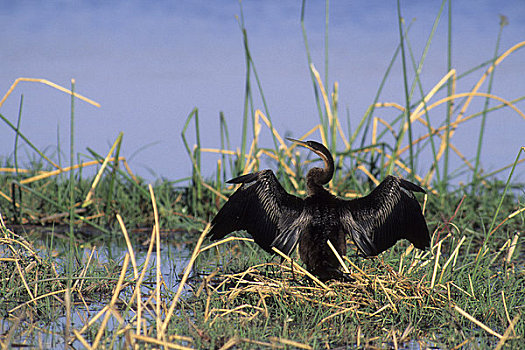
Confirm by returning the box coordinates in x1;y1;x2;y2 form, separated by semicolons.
208;138;430;281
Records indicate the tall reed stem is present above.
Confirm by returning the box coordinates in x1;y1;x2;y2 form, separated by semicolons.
473;16;507;189
443;0;453;191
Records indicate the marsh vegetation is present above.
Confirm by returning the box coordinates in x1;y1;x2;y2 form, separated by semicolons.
1;1;524;349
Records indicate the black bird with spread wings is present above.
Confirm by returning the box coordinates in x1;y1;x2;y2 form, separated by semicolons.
208;138;430;281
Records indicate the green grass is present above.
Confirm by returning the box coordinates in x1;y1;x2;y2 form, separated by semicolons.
1;0;525;348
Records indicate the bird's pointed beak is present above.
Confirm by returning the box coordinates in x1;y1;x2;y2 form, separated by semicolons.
286;137;310;150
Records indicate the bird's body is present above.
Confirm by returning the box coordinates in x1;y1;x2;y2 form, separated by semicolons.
208;139;430;281
299;192;346;280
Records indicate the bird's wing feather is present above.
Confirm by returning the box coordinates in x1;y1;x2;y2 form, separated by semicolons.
339;175;430;256
208;170;305;254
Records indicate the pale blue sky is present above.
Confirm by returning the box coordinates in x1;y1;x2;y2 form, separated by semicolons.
1;1;524;183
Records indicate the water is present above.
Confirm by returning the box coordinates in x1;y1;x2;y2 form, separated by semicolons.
0;232;192;349
1;1;524;183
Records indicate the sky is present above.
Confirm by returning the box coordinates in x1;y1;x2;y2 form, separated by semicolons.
1;0;524;184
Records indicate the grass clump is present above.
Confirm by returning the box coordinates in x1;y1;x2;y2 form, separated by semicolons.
0;153;203;235
172;186;523;348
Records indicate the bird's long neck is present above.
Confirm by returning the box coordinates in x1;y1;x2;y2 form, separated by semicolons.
306;154;334;196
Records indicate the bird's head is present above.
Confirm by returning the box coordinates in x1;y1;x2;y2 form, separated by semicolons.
286;138;334;188
287;138;332;168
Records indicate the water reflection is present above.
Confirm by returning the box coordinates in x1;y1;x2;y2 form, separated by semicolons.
0;233;191;349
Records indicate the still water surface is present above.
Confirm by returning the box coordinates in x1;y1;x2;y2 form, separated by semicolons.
1;235;191;349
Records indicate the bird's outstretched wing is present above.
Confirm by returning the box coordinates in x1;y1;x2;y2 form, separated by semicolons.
208;170;306;255
339;175;430;256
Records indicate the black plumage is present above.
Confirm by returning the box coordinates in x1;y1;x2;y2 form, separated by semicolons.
208;138;430;281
